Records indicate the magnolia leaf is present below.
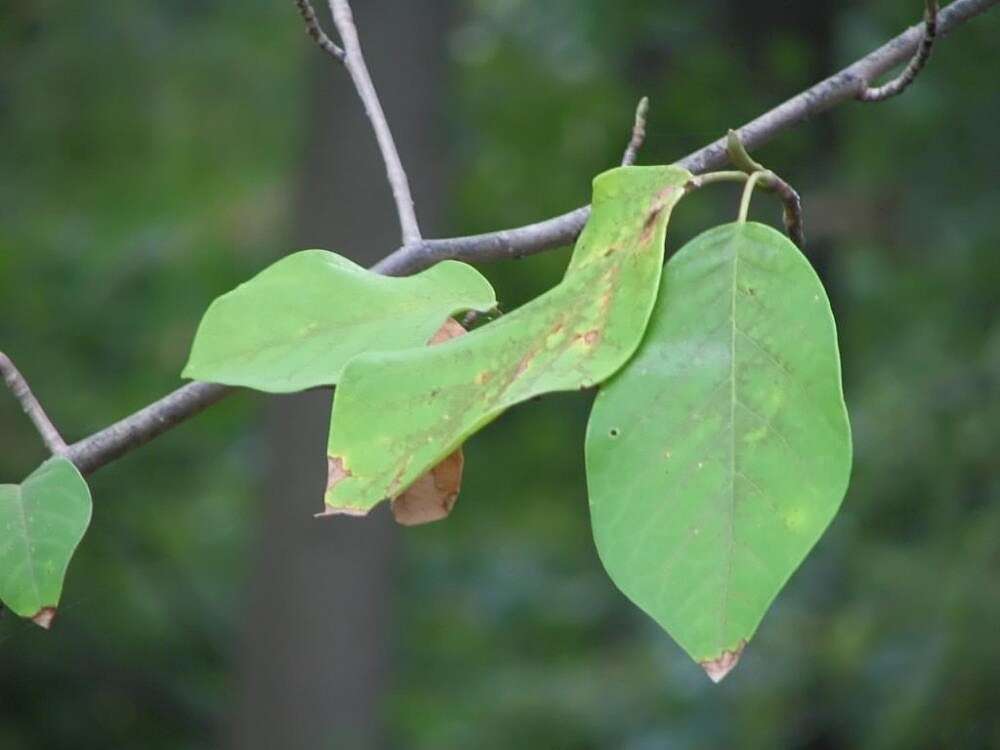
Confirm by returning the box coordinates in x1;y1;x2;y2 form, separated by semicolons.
325;165;692;514
183;251;496;393
0;456;93;628
586;222;852;681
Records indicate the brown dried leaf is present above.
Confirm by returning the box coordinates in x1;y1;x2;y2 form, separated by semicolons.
391;449;464;526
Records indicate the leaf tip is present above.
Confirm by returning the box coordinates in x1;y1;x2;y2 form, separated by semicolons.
31;607;57;630
700;641;746;683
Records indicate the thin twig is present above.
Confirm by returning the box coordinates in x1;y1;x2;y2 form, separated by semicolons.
621;97;650;166
54;0;999;476
859;1;940;101
292;0;345;62
0;352;68;455
328;0;422;245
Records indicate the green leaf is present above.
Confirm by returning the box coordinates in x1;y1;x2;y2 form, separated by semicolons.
586;222;852;681
183;251;497;393
0;456;92;627
324;165;692;514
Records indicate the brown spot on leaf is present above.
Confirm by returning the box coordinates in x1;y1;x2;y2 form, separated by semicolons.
326;455;353;494
391;449;464;526
640;206;664;244
475;370;493;384
700;641;746;683
514;350;537;377
583;329;600;346
31;607;57;630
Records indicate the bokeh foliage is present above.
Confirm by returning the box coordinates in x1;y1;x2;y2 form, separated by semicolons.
1;1;999;748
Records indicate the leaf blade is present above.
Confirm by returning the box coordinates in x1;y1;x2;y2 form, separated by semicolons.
0;456;93;626
183;251;496;393
586;222;852;678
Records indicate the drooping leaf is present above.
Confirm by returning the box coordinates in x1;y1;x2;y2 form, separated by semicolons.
585;222;852;681
318;318;470;526
324;165;692;514
0;456;93;628
183;251;497;393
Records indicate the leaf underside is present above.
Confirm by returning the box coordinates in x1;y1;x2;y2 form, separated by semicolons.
0;456;92;626
325;165;693;513
183;251;496;393
586;222;852;679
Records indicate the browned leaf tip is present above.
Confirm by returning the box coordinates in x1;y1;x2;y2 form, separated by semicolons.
392;449;464;526
316;456;370;518
31;607;57;630
700;641;746;683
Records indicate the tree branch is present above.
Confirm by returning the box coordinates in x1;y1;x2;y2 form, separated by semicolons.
373;0;998;276
67;382;229;475
1;352;68;455
328;0;422;244
53;0;999;476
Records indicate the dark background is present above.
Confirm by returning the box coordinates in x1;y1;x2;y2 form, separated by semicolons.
2;1;999;748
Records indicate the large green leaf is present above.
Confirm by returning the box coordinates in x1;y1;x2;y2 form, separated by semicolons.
183;251;497;392
0;456;92;627
586;222;851;681
324;165;692;513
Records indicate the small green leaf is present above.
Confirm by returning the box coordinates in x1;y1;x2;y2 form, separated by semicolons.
325;165;692;514
586;222;852;681
183;251;496;392
0;456;92;627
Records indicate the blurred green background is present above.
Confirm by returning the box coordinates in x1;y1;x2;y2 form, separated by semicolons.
2;1;999;748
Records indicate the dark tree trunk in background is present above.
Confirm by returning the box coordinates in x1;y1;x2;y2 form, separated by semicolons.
229;3;452;748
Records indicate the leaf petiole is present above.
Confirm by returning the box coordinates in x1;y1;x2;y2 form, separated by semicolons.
737;170;768;223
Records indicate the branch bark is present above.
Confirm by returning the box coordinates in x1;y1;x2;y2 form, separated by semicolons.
58;0;999;476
